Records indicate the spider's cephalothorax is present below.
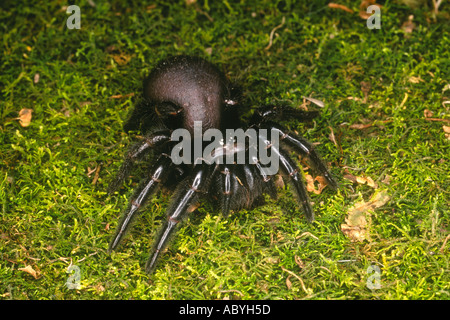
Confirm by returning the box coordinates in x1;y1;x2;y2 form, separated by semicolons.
107;55;338;274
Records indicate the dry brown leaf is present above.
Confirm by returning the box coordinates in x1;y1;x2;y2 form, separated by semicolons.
305;174;328;194
341;190;390;242
303;96;325;108
18;108;33;127
356;175;377;188
286;275;292;290
343;174;357;183
341;224;366;242
110;52;132;65
344;173;377;188
349;123;373;130
443;125;450;140
114;55;130;65
328;3;354;13
423;109;434;118
408;76;423;83
19;265;39;279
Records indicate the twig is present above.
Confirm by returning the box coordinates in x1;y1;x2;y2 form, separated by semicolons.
440;234;450;254
281;266;308;294
424;117;450;124
109;93;135;99
265;17;285;51
92;164;101;185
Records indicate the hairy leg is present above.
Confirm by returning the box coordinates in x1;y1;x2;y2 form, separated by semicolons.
269;143;315;222
145;165;213;274
108;154;172;252
108;130;171;194
263;122;338;190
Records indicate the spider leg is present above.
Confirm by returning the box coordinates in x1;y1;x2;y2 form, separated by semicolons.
247;152;278;200
145;165;212;274
251;104;319;125
218;165;234;217
263;122;338;190
108;130;171;194
108;154;172;252
269;143;315;222
243;163;275;208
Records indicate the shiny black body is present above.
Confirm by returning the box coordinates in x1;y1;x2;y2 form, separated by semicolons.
108;55;337;274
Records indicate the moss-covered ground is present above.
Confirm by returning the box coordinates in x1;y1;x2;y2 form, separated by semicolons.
1;0;449;299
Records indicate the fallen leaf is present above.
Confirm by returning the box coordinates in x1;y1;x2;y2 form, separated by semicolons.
286;275;292;290
344;173;377;188
34;73;40;84
423;109;434;118
341;224;366;242
110;52;132;65
19;265;39;279
444;125;450;140
356;175;377;188
305;174;328;194
341;190;390;242
18;108;33;127
408;76;423;83
303;96;325;108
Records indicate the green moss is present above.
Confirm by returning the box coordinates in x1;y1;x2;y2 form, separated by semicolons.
1;0;449;300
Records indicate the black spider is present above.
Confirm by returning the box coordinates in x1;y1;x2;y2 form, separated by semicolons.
107;55;338;274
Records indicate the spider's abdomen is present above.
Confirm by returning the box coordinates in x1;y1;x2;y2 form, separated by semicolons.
143;55;230;134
